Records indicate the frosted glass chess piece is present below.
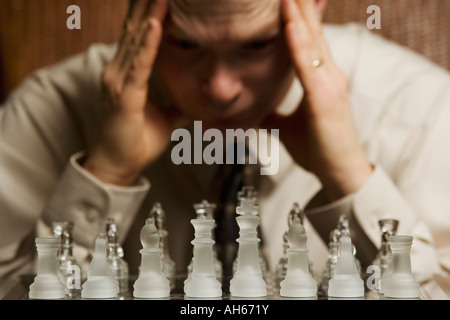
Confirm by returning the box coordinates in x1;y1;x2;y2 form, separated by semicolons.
29;238;67;300
381;235;420;299
187;200;222;282
149;202;176;288
275;203;305;287
133;218;171;299
337;214;362;275
81;233;119;299
232;186;267;279
52;221;82;298
328;231;365;298
184;207;222;298
320;228;341;294
379;246;393;294
372;219;399;280
229;192;267;298
280;217;317;298
105;218;129;294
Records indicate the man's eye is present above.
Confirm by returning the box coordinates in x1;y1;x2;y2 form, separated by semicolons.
244;41;271;50
242;37;277;51
168;37;199;50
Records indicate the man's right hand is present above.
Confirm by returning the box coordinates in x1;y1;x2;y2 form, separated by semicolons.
84;0;185;186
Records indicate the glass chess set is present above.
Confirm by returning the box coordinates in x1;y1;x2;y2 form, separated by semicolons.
1;187;446;301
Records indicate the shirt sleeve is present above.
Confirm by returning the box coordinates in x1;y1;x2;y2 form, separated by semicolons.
304;25;450;281
305;166;442;282
0;43;123;279
41;152;150;272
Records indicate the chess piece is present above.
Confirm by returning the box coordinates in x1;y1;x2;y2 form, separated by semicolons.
280;217;317;298
328;231;365;298
29;238;67;299
229;192;267;298
52;221;82;298
187;200;222;281
337;215;362;275
372;219;399;277
184;208;222;298
133;218;171;299
379;245;393;294
381;235;420;299
81;233;119;299
105;218;129;294
320;229;340;294
275;203;304;287
232;186;267;279
149;202;176;288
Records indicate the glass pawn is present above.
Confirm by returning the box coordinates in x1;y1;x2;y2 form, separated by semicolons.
105;218;129;295
373;219;399;277
52;221;82;298
320;228;341;295
275;202;304;287
149;202;176;289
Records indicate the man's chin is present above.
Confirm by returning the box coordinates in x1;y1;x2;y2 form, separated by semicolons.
200;119;259;132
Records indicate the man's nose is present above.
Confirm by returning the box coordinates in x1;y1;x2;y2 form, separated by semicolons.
202;61;243;107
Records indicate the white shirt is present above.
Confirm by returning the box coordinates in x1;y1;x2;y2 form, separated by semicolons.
1;23;449;283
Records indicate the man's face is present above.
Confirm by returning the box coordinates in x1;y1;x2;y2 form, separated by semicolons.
154;0;294;130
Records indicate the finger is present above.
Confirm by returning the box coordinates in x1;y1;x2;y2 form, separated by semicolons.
125;18;163;89
117;0;168;79
127;0;152;31
295;0;322;35
116;0;167;71
148;0;168;22
281;0;310;40
282;3;320;75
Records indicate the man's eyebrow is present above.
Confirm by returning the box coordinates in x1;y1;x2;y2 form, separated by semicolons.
246;24;281;41
164;23;281;44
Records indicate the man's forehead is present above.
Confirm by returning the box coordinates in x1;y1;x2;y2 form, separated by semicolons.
167;0;281;42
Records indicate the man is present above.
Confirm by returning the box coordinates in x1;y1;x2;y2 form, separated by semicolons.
0;0;449;287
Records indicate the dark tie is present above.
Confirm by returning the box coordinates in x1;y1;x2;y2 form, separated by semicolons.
214;161;245;283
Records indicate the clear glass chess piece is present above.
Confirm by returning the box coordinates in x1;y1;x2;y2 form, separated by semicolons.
52;221;82;298
320;228;341;295
29;238;67;300
149;202;176;289
337;214;362;275
372;219;399;277
275;202;304;287
105;218;129;294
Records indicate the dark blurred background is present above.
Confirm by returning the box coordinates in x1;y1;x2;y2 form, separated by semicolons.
0;0;449;103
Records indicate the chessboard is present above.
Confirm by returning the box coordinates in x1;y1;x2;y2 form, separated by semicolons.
1;271;447;301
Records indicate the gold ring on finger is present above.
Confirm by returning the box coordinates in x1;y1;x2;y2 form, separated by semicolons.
312;58;324;69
